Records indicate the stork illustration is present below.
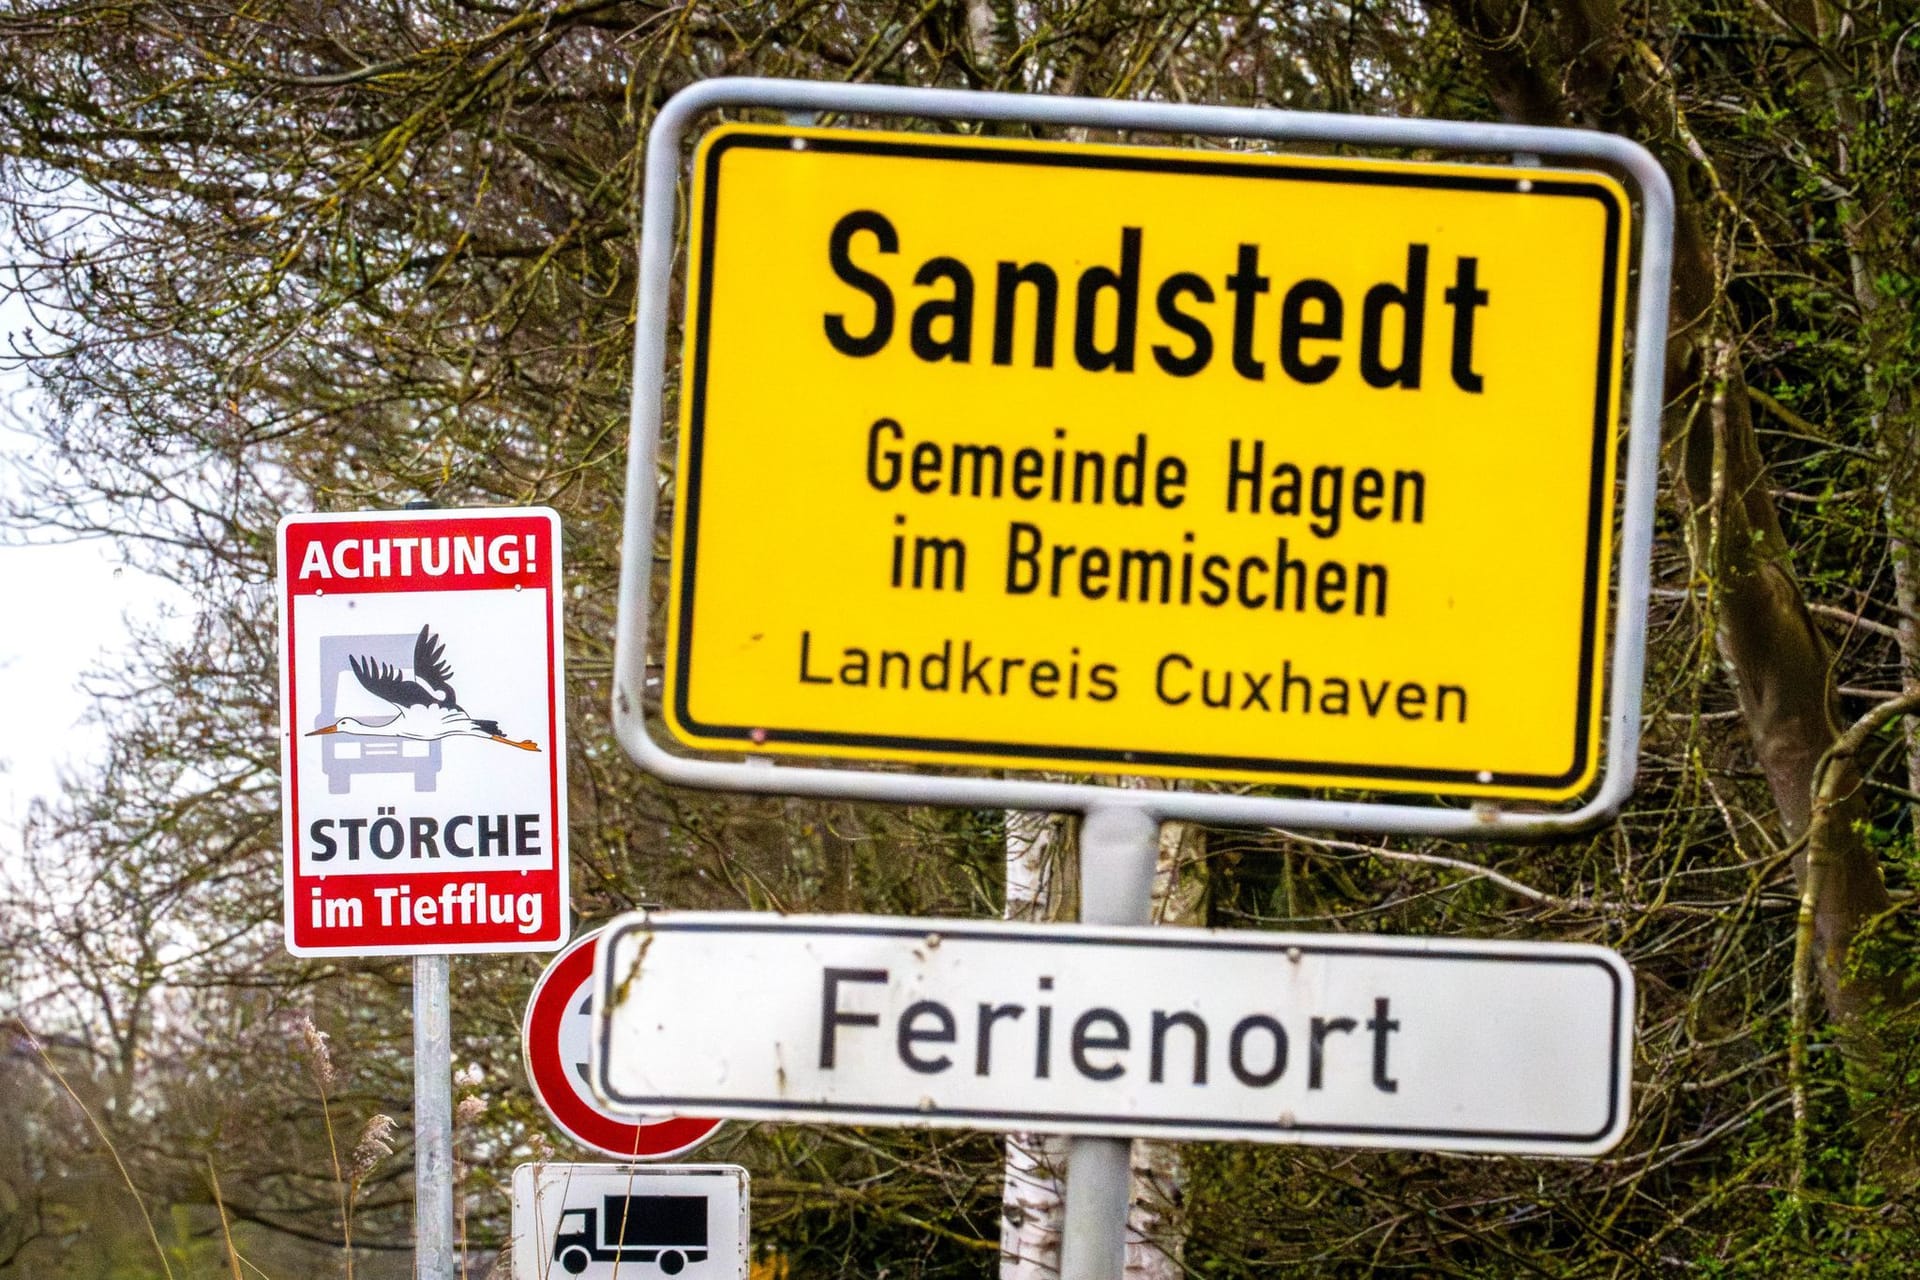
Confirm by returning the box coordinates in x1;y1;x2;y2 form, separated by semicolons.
307;625;541;751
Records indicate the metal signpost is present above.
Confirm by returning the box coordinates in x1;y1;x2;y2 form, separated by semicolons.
277;505;572;1278
415;954;454;1280
511;1163;750;1279
524;928;723;1160
610;78;1674;1280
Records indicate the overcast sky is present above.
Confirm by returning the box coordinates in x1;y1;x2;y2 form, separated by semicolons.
0;283;190;837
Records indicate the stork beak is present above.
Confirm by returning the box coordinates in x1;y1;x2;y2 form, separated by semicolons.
306;725;339;736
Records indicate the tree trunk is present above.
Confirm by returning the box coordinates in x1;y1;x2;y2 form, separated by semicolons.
1001;809;1071;1279
1441;0;1913;1170
999;809;1206;1277
1776;0;1920;825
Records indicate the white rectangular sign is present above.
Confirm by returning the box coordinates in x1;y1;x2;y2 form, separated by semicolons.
511;1162;748;1280
592;914;1632;1156
277;507;569;955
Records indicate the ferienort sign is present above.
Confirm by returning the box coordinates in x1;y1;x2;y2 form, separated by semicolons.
592;913;1634;1157
664;124;1630;801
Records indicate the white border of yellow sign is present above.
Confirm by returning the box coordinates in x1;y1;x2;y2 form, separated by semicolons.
614;79;1674;838
665;123;1629;801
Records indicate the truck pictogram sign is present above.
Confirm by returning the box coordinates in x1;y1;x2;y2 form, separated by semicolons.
511;1163;748;1280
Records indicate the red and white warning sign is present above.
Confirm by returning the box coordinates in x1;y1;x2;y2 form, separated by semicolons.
277;507;569;955
524;928;722;1159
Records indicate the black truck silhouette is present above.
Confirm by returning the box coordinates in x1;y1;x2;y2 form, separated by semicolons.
552;1193;708;1275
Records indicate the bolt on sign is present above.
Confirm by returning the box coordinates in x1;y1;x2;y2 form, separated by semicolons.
591;914;1634;1157
663;125;1631;801
277;507;569;955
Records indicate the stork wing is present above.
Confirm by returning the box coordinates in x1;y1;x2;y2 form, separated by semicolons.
349;654;434;708
412;626;457;699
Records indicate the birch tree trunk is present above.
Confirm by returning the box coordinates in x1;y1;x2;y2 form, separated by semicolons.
967;1;1086;1269
999;808;1206;1279
1001;809;1071;1280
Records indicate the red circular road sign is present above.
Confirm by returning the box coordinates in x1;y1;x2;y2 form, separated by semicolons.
522;926;721;1159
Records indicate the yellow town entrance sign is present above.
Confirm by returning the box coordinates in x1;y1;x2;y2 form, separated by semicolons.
663;124;1629;800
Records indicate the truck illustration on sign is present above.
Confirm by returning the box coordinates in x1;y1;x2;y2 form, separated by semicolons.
315;631;444;794
553;1194;708;1275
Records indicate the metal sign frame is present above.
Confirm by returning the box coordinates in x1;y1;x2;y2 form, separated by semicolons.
613;77;1674;838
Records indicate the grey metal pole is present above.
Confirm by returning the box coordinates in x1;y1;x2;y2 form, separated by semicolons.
413;954;456;1280
399;493;457;1280
1059;807;1161;1280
